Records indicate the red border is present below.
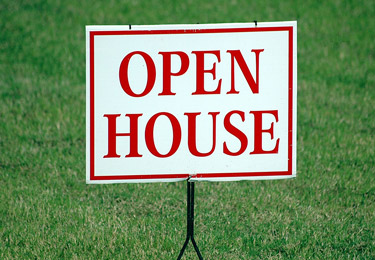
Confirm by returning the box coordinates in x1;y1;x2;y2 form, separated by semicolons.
89;26;294;181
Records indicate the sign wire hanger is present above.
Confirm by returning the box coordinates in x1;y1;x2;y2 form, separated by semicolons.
177;177;203;260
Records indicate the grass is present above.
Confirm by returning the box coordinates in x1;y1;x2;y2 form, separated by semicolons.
1;0;375;259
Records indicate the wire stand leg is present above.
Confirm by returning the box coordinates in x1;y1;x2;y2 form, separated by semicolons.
177;181;203;260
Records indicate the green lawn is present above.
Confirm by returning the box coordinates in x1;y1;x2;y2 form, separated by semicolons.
1;0;375;259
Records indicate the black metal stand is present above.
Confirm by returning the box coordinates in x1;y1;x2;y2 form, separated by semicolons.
177;180;203;260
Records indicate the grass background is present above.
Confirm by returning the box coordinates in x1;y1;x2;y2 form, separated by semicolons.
1;0;374;259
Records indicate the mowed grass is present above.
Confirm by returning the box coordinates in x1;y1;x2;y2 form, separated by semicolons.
1;0;375;259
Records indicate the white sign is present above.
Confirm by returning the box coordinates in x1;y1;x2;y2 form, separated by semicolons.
86;22;297;183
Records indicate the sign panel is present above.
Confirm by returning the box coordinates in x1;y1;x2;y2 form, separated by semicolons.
86;22;297;183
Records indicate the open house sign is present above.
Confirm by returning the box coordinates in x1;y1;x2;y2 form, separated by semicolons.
86;22;297;183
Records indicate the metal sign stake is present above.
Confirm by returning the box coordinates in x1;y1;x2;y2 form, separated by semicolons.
177;180;203;260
